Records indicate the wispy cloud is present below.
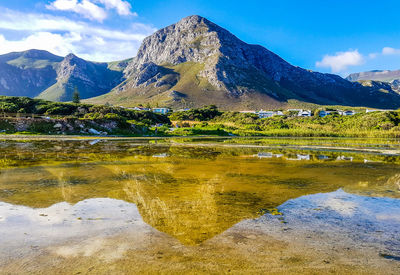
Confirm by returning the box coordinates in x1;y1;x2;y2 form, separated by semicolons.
46;0;135;22
382;47;400;55
0;32;80;57
97;0;136;16
316;50;364;73
317;46;400;74
0;8;156;61
46;0;108;22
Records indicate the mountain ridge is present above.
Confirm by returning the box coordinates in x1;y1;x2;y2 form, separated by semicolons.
88;15;400;109
347;69;400;82
1;15;400;109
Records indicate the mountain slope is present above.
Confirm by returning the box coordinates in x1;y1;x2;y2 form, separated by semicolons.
0;50;123;101
0;50;61;97
89;15;400;109
37;54;123;101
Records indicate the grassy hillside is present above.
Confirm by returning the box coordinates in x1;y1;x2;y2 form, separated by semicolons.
7;56;61;69
0;50;63;69
169;106;400;138
87;61;287;110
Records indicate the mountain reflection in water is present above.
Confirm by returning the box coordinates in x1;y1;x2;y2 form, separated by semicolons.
0;138;400;273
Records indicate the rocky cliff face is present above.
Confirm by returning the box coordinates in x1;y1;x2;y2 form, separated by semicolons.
107;15;400;109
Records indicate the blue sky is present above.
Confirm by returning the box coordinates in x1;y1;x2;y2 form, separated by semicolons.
1;0;400;76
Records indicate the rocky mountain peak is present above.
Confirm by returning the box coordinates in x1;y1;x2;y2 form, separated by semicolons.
125;15;221;73
57;54;89;81
123;14;298;94
62;53;86;66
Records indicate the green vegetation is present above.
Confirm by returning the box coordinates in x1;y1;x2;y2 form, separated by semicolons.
2;96;400;138
72;87;80;104
0;96;170;135
169;105;221;121
6;56;60;69
169;106;400;138
0;96;168;121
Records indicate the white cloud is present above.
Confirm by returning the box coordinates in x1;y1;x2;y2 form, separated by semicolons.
0;32;80;57
47;0;108;22
96;0;135;16
0;8;156;61
382;47;400;55
316;50;364;73
46;0;135;21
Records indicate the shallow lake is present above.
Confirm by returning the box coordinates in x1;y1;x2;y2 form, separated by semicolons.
0;137;399;274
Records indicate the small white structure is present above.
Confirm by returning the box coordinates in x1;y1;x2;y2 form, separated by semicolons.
297;154;311;160
258;110;275;118
337;156;353;162
287;154;311;161
153;153;168;158
130;107;151;111
254;152;284;159
338;110;356;116
239;110;257;114
286;109;312;117
152;108;170;115
298;110;312;117
257;110;284;119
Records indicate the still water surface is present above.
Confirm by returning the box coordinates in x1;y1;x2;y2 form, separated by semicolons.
0;137;399;274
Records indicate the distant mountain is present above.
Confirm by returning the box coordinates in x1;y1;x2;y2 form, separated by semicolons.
346;70;400;82
346;70;400;95
0;50;62;98
0;50;123;101
88;15;400;109
37;54;123;102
